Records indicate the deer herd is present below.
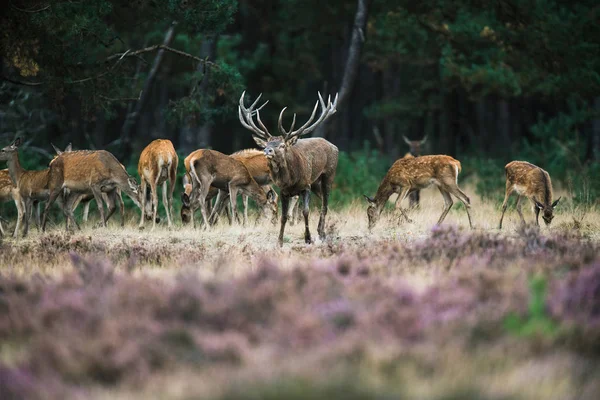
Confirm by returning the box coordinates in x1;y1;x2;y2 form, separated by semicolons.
0;92;560;245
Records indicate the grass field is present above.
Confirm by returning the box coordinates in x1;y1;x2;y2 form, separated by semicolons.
1;187;599;399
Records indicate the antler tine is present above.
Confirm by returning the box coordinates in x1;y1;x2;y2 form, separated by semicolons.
238;91;271;140
277;108;298;135
284;91;339;141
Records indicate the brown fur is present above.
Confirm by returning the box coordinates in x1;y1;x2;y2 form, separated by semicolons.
239;92;339;246
498;161;560;228
0;168;23;237
180;151;220;227
138;139;178;230
365;155;472;230
182;149;277;228
41;150;141;231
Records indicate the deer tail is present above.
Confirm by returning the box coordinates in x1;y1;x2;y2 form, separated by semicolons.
189;160;203;194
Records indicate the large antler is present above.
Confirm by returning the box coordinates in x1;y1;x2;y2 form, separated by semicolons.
238;91;271;140
278;92;338;142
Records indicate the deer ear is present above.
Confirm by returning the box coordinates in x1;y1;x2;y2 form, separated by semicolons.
420;135;428;145
363;194;375;203
13;137;22;148
533;198;544;209
551;197;561;208
65;143;72;152
402;135;412;146
182;192;190;207
267;189;277;202
252;135;268;148
51;143;62;155
287;136;298;146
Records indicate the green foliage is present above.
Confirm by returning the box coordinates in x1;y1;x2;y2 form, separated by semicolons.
504;275;558;338
331;146;392;206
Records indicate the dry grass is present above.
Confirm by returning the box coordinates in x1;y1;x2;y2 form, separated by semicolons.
0;189;599;400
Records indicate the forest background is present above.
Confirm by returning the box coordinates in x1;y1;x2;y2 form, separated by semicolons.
1;0;599;213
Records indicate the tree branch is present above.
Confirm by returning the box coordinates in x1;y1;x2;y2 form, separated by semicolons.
10;3;50;13
1;75;43;86
106;45;218;69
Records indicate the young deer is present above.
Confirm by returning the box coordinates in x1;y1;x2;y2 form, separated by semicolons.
229;149;278;225
364;155;473;230
182;149;277;229
498;161;560;229
0;138;54;237
238;91;339;246
41;150;142;232
52;143;125;228
138;139;178;230
400;135;427;209
0;168;23;237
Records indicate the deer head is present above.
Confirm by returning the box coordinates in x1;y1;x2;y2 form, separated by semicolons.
238;91;338;166
363;195;379;230
402;135;427;157
533;196;561;225
0;137;22;161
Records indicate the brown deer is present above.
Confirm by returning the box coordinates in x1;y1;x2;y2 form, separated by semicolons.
138;139;178;230
182;149;277;229
0;138;55;237
364;155;473;230
498;161;560;229
229;149;278;225
238;91;339;246
41;149;142;232
52;143;125;228
400;135;428;209
0;168;23;237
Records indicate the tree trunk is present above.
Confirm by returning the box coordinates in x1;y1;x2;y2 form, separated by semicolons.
313;0;370;138
119;21;177;161
497;97;511;157
593;97;600;161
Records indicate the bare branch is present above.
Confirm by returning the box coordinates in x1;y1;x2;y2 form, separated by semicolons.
106;45;219;69
10;2;50;13
98;92;142;102
1;75;43;86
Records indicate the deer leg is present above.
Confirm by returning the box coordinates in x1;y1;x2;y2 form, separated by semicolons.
278;194;290;247
198;182;211;230
515;195;527;225
228;184;240;226
395;187;413;223
23;199;32;237
90;187;106;228
138;180;147;228
447;186;473;229
103;192;117;225
288;195;298;226
34;201;41;231
242;194;249;227
318;177;332;240
533;201;541;226
208;190;225;225
13;198;25;239
65;193;82;231
169;169;176;225
116;190;125;227
437;187;454;225
82;199;90;223
301;189;312;244
42;187;62;232
162;181;172;228
498;183;514;229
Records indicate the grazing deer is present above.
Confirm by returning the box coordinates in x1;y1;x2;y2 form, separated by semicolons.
400;135;428;209
229;149;279;225
238;91;339;246
41;149;141;232
52;143;125;228
498;161;560;229
138;139;178;230
182;149;277;229
0;168;24;237
0;138;55;237
364;155;473;230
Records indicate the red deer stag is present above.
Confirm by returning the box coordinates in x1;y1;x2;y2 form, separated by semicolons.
364;155;473;230
181;149;277;229
0;168;23;237
41;149;142;231
52;143;125;228
138;139;178;230
498;161;560;229
238;91;339;246
400;135;427;209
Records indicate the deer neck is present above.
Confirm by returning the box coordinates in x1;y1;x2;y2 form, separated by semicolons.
268;150;297;187
373;179;395;213
6;152;26;187
243;178;267;206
